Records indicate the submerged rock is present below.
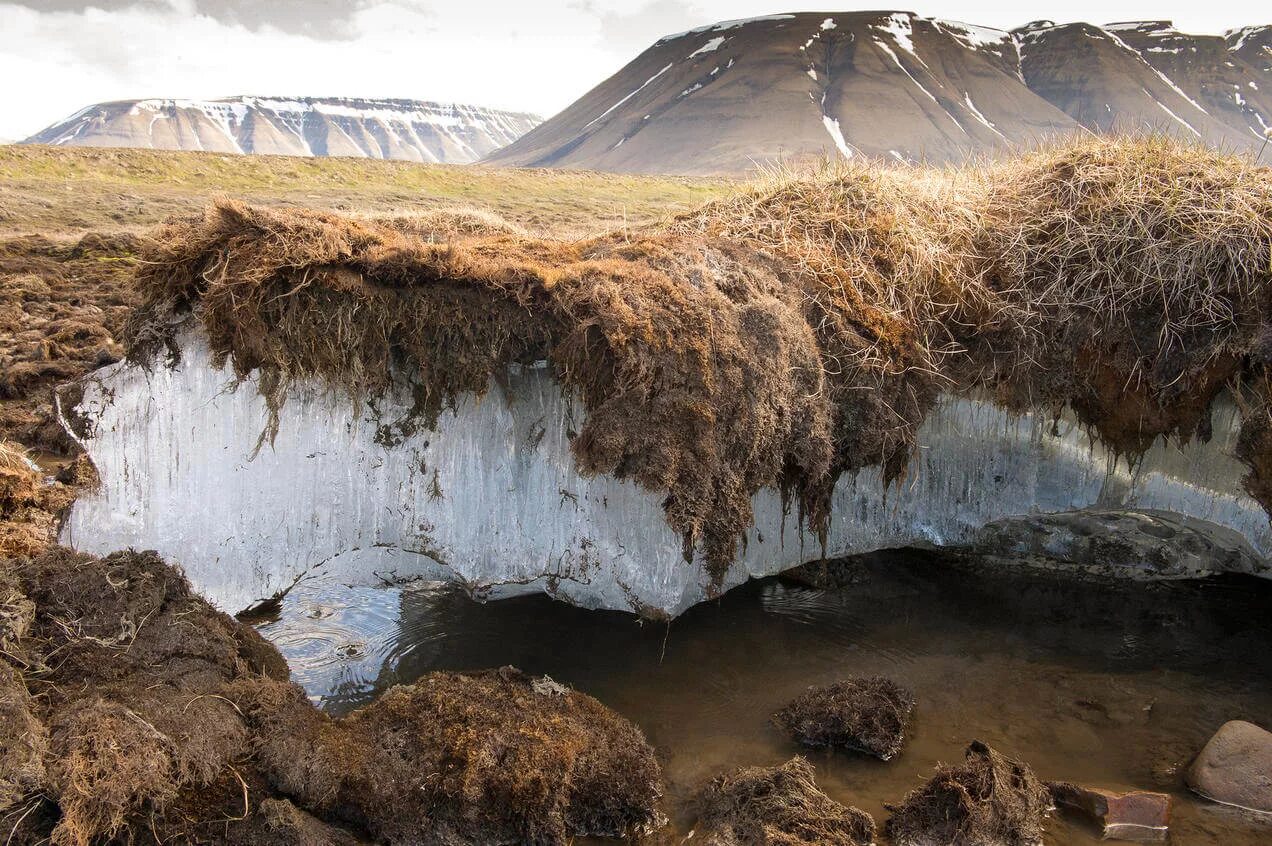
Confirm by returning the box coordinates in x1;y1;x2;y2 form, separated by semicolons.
773;676;915;760
886;741;1051;846
959;509;1264;580
1186;720;1272;813
1050;782;1170;841
692;756;875;846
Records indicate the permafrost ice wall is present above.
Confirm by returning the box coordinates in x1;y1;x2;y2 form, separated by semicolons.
61;330;1272;615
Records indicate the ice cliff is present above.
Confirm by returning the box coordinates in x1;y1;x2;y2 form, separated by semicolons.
60;331;1272;615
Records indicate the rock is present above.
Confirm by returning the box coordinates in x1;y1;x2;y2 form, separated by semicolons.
1050;782;1170;841
886;741;1052;846
958;509;1264;580
1186;720;1272;812
692;757;875;846
773;676;915;760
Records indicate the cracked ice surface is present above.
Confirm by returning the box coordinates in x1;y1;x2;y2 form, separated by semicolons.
62;331;1271;616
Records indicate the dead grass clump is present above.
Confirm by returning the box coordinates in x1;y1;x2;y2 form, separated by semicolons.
693;756;875;846
886;741;1052;846
0;440;78;558
250;666;663;845
0;441;40;512
47;700;178;846
0;662;46;813
4;547;299;844
773;676;915;760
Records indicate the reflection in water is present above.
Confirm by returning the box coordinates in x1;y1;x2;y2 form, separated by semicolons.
252;551;1272;844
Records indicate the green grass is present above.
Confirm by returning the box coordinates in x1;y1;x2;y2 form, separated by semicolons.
0;145;732;239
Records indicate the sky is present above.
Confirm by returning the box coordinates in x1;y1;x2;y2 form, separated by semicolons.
0;1;1267;140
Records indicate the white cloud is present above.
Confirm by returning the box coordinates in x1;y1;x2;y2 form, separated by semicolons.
0;0;1268;140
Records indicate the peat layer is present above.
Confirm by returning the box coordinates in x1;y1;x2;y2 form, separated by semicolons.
123;136;1272;583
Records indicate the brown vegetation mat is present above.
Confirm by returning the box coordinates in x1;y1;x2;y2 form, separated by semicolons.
0;547;663;845
691;756;875;846
248;666;663;844
0;441;82;558
0;234;140;453
885;741;1052;846
773;676;915;760
121;136;1272;583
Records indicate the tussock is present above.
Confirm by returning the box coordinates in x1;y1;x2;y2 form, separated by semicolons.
248;666;663;845
886;741;1052;846
125;136;1272;582
692;756;875;846
773;676;915;760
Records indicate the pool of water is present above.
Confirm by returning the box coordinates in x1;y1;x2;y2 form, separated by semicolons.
251;551;1272;844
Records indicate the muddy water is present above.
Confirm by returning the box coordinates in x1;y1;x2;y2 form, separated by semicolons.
252;552;1272;844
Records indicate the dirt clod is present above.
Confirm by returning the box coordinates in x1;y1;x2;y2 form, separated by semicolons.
774;676;915;760
886;741;1052;846
692;756;875;846
250;665;664;845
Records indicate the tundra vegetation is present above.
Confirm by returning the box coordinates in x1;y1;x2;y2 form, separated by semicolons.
3;135;1272;843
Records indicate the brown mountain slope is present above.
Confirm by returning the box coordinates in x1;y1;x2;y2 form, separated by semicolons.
487;12;1271;175
486;11;1078;173
1016;21;1265;148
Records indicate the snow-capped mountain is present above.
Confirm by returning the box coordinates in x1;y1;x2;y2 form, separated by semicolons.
22;97;541;164
486;12;1272;174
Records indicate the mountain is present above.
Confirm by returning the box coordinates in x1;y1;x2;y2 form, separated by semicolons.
22;97;541;164
486;12;1272;174
1017;20;1272;147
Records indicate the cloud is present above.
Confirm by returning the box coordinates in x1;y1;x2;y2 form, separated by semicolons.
2;0;414;39
578;0;707;55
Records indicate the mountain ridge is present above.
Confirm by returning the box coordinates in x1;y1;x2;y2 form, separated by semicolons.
22;96;541;164
486;12;1272;174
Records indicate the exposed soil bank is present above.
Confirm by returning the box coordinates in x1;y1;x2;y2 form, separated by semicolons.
120;137;1272;590
0;548;661;845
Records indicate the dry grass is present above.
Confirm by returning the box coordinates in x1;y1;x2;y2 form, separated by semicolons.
773;676;915;760
886;741;1052;846
692;756;875;846
123;135;1272;582
0;144;728;240
249;666;663;845
0;441;77;558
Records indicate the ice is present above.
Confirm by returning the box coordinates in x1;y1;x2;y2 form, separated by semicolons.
61;330;1272;617
585;64;673;129
937;20;1012;50
657;14;795;43
688;36;726;58
821;115;853;158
